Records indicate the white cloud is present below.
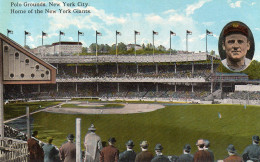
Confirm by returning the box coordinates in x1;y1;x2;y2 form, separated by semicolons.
251;2;256;5
186;0;212;15
228;0;242;8
255;28;260;31
68;37;73;41
163;9;176;14
145;14;163;24
202;22;214;26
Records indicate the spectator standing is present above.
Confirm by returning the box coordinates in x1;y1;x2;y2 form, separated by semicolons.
135;141;153;162
204;139;214;162
119;140;136;162
193;139;212;162
100;137;119;162
84;124;102;162
151;144;170;162
178;144;193;162
42;137;59;162
242;135;260;161
59;134;76;162
27;131;44;162
223;144;243;162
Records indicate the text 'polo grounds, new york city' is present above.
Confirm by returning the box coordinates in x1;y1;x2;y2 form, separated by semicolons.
10;1;91;14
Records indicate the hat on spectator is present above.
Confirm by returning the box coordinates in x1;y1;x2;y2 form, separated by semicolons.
47;137;54;143
196;139;205;146
252;135;260;143
154;144;163;151
67;134;74;140
88;124;96;131
140;141;149;147
126;140;134;146
183;144;191;152
32;131;38;137
108;137;116;143
227;144;236;153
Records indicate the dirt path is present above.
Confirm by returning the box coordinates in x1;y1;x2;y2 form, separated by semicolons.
44;103;165;114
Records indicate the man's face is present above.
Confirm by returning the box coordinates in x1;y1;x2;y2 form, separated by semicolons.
222;34;250;62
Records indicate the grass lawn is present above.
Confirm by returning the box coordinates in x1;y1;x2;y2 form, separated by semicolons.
4;101;61;120
61;103;124;109
6;103;260;160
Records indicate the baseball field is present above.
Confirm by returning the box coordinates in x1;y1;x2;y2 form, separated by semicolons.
4;101;260;160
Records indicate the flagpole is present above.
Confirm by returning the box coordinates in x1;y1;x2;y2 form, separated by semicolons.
153;31;154;57
24;31;26;46
96;31;98;58
59;31;61;55
7;30;9;37
116;30;118;57
186;31;188;52
206;29;208;53
170;32;171;55
134;31;136;57
42;32;43;46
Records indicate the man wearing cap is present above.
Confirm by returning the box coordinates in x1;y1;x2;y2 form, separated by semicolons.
242;135;260;161
100;137;119;162
151;144;170;162
221;22;251;71
223;144;243;162
42;137;59;162
84;124;102;162
59;134;76;162
135;141;153;162
119;140;136;162
203;139;214;162
27;130;44;162
177;144;193;162
193;139;212;162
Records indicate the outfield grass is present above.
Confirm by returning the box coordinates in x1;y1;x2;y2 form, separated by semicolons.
25;104;260;160
61;103;124;109
4;101;60;120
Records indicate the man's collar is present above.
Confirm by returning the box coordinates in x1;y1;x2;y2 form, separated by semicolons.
127;148;133;151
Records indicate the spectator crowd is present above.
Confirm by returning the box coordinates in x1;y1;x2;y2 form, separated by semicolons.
26;124;260;162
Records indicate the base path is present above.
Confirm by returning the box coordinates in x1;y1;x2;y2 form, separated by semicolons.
44;103;165;114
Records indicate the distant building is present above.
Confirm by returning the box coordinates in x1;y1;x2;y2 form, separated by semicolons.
127;44;142;51
31;42;82;55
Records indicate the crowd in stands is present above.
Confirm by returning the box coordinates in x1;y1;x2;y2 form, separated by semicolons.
4;125;27;141
24;124;260;162
227;91;260;100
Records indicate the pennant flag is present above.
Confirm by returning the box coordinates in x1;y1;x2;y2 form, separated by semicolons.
116;31;121;35
218;112;222;119
186;30;192;35
206;29;213;35
96;31;102;36
170;31;176;36
7;29;13;34
25;31;31;36
78;31;84;36
60;31;65;36
135;30;140;35
42;31;47;37
153;31;158;35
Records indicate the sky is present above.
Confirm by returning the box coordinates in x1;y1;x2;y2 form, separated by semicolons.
0;0;260;60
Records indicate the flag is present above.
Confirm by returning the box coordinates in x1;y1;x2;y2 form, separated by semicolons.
78;31;84;36
170;31;176;36
60;31;65;36
186;30;192;35
42;31;47;37
96;31;102;36
135;30;140;35
25;31;31;36
153;31;158;35
206;29;213;35
218;112;222;119
7;29;13;34
116;31;121;35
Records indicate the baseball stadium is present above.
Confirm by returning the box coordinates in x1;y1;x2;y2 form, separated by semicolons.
1;25;260;161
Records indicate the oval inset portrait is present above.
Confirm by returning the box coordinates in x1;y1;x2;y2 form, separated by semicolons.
218;21;255;72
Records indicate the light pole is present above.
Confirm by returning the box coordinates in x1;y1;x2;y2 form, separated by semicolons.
170;31;176;55
186;30;192;52
134;30;140;57
152;30;158;57
116;30;121;57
